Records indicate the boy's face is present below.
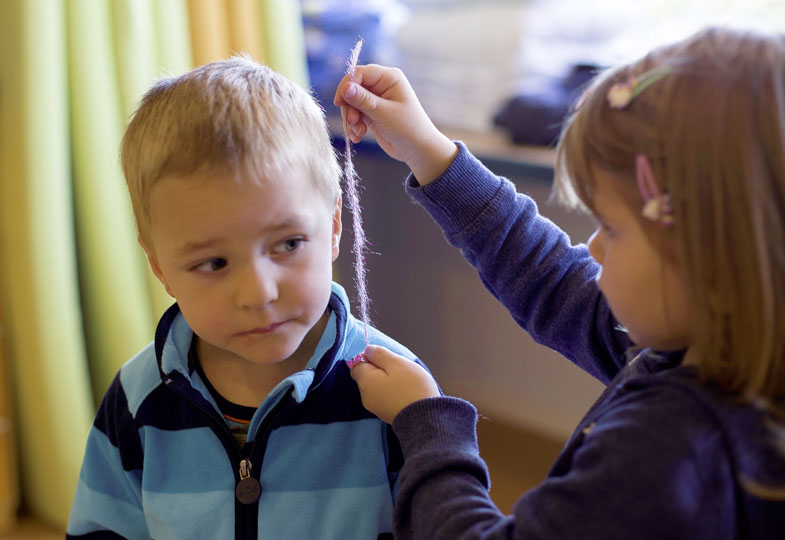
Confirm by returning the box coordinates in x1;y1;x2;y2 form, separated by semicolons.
144;166;341;369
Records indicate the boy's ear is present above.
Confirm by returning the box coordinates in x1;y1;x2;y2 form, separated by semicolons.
331;197;342;262
138;235;175;297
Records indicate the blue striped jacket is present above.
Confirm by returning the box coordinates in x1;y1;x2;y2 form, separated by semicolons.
67;282;421;539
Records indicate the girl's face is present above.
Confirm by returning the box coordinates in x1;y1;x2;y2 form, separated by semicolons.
587;168;692;351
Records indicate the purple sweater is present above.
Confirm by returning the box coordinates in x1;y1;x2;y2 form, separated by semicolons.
391;143;785;539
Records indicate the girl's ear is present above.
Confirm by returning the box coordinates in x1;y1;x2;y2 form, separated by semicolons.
138;236;175;298
331;197;343;262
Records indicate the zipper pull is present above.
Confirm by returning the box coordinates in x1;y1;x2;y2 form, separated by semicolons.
235;458;261;504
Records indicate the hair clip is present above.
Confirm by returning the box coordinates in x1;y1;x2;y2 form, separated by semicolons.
636;154;674;225
607;66;671;109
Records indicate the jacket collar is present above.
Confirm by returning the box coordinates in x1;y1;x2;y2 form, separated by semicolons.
153;282;353;394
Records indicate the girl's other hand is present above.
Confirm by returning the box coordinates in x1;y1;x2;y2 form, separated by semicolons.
350;345;441;424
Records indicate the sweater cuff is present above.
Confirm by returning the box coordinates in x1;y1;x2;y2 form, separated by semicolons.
404;142;506;236
392;396;480;459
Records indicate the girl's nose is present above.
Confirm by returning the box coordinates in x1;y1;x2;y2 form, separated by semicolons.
587;228;604;265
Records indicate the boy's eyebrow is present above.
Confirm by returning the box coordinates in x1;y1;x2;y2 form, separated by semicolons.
177;238;221;257
175;217;307;257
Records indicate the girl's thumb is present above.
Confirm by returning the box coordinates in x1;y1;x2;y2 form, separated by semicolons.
342;82;378;114
362;344;394;368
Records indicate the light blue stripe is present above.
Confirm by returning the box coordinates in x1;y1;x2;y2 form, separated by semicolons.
262;419;388;491
139;425;234;493
330;280;350;308
119;341;162;416
79;428;143;504
67;481;151;539
306;308;336;371
257;485;393;540
143;489;235;540
367;323;417;359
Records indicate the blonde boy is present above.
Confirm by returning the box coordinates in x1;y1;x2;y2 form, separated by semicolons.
66;56;423;540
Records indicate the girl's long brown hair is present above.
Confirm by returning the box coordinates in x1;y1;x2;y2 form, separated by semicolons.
556;26;785;428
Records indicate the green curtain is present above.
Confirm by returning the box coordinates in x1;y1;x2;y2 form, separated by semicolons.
114;0;194;321
259;0;309;87
67;0;156;405
188;0;230;66
0;0;95;528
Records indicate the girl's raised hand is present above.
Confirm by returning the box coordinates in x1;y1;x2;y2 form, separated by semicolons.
350;345;441;424
334;64;457;185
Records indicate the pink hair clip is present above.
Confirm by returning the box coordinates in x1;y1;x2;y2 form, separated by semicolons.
607;66;671;109
636;154;674;226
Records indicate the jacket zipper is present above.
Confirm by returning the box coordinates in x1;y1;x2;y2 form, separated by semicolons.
163;375;291;539
239;396;291;538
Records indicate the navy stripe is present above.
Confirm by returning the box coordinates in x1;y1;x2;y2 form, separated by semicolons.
135;377;215;431
92;373;144;472
66;531;128;539
154;301;181;378
310;291;348;387
285;362;376;425
386;423;404;473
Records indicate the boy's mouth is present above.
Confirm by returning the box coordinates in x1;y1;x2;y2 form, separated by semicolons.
237;321;286;336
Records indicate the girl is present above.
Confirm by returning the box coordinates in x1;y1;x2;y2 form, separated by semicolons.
334;26;785;539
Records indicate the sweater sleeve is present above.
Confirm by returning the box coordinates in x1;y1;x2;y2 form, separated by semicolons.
66;374;151;540
405;143;631;383
391;394;734;540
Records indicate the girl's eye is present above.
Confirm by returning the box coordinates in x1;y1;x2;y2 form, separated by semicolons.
273;237;305;254
599;221;615;237
193;258;227;272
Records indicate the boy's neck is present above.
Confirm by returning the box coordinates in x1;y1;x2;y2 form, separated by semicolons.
196;309;330;408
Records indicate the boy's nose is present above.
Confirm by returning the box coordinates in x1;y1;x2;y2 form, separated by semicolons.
236;260;278;308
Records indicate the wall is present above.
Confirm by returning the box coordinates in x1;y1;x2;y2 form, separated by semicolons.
335;143;605;441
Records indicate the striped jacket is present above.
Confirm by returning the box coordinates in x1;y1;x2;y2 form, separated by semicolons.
67;282;420;539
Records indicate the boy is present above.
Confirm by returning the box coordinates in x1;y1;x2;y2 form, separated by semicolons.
66;56;425;539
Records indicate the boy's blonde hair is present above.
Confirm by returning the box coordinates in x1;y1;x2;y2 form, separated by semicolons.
555;27;785;410
121;55;342;250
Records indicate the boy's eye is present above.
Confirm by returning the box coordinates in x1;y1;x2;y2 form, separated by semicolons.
272;237;305;254
193;258;227;272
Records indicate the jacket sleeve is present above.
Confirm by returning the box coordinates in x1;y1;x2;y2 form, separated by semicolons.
405;143;632;383
391;395;733;540
66;374;151;540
